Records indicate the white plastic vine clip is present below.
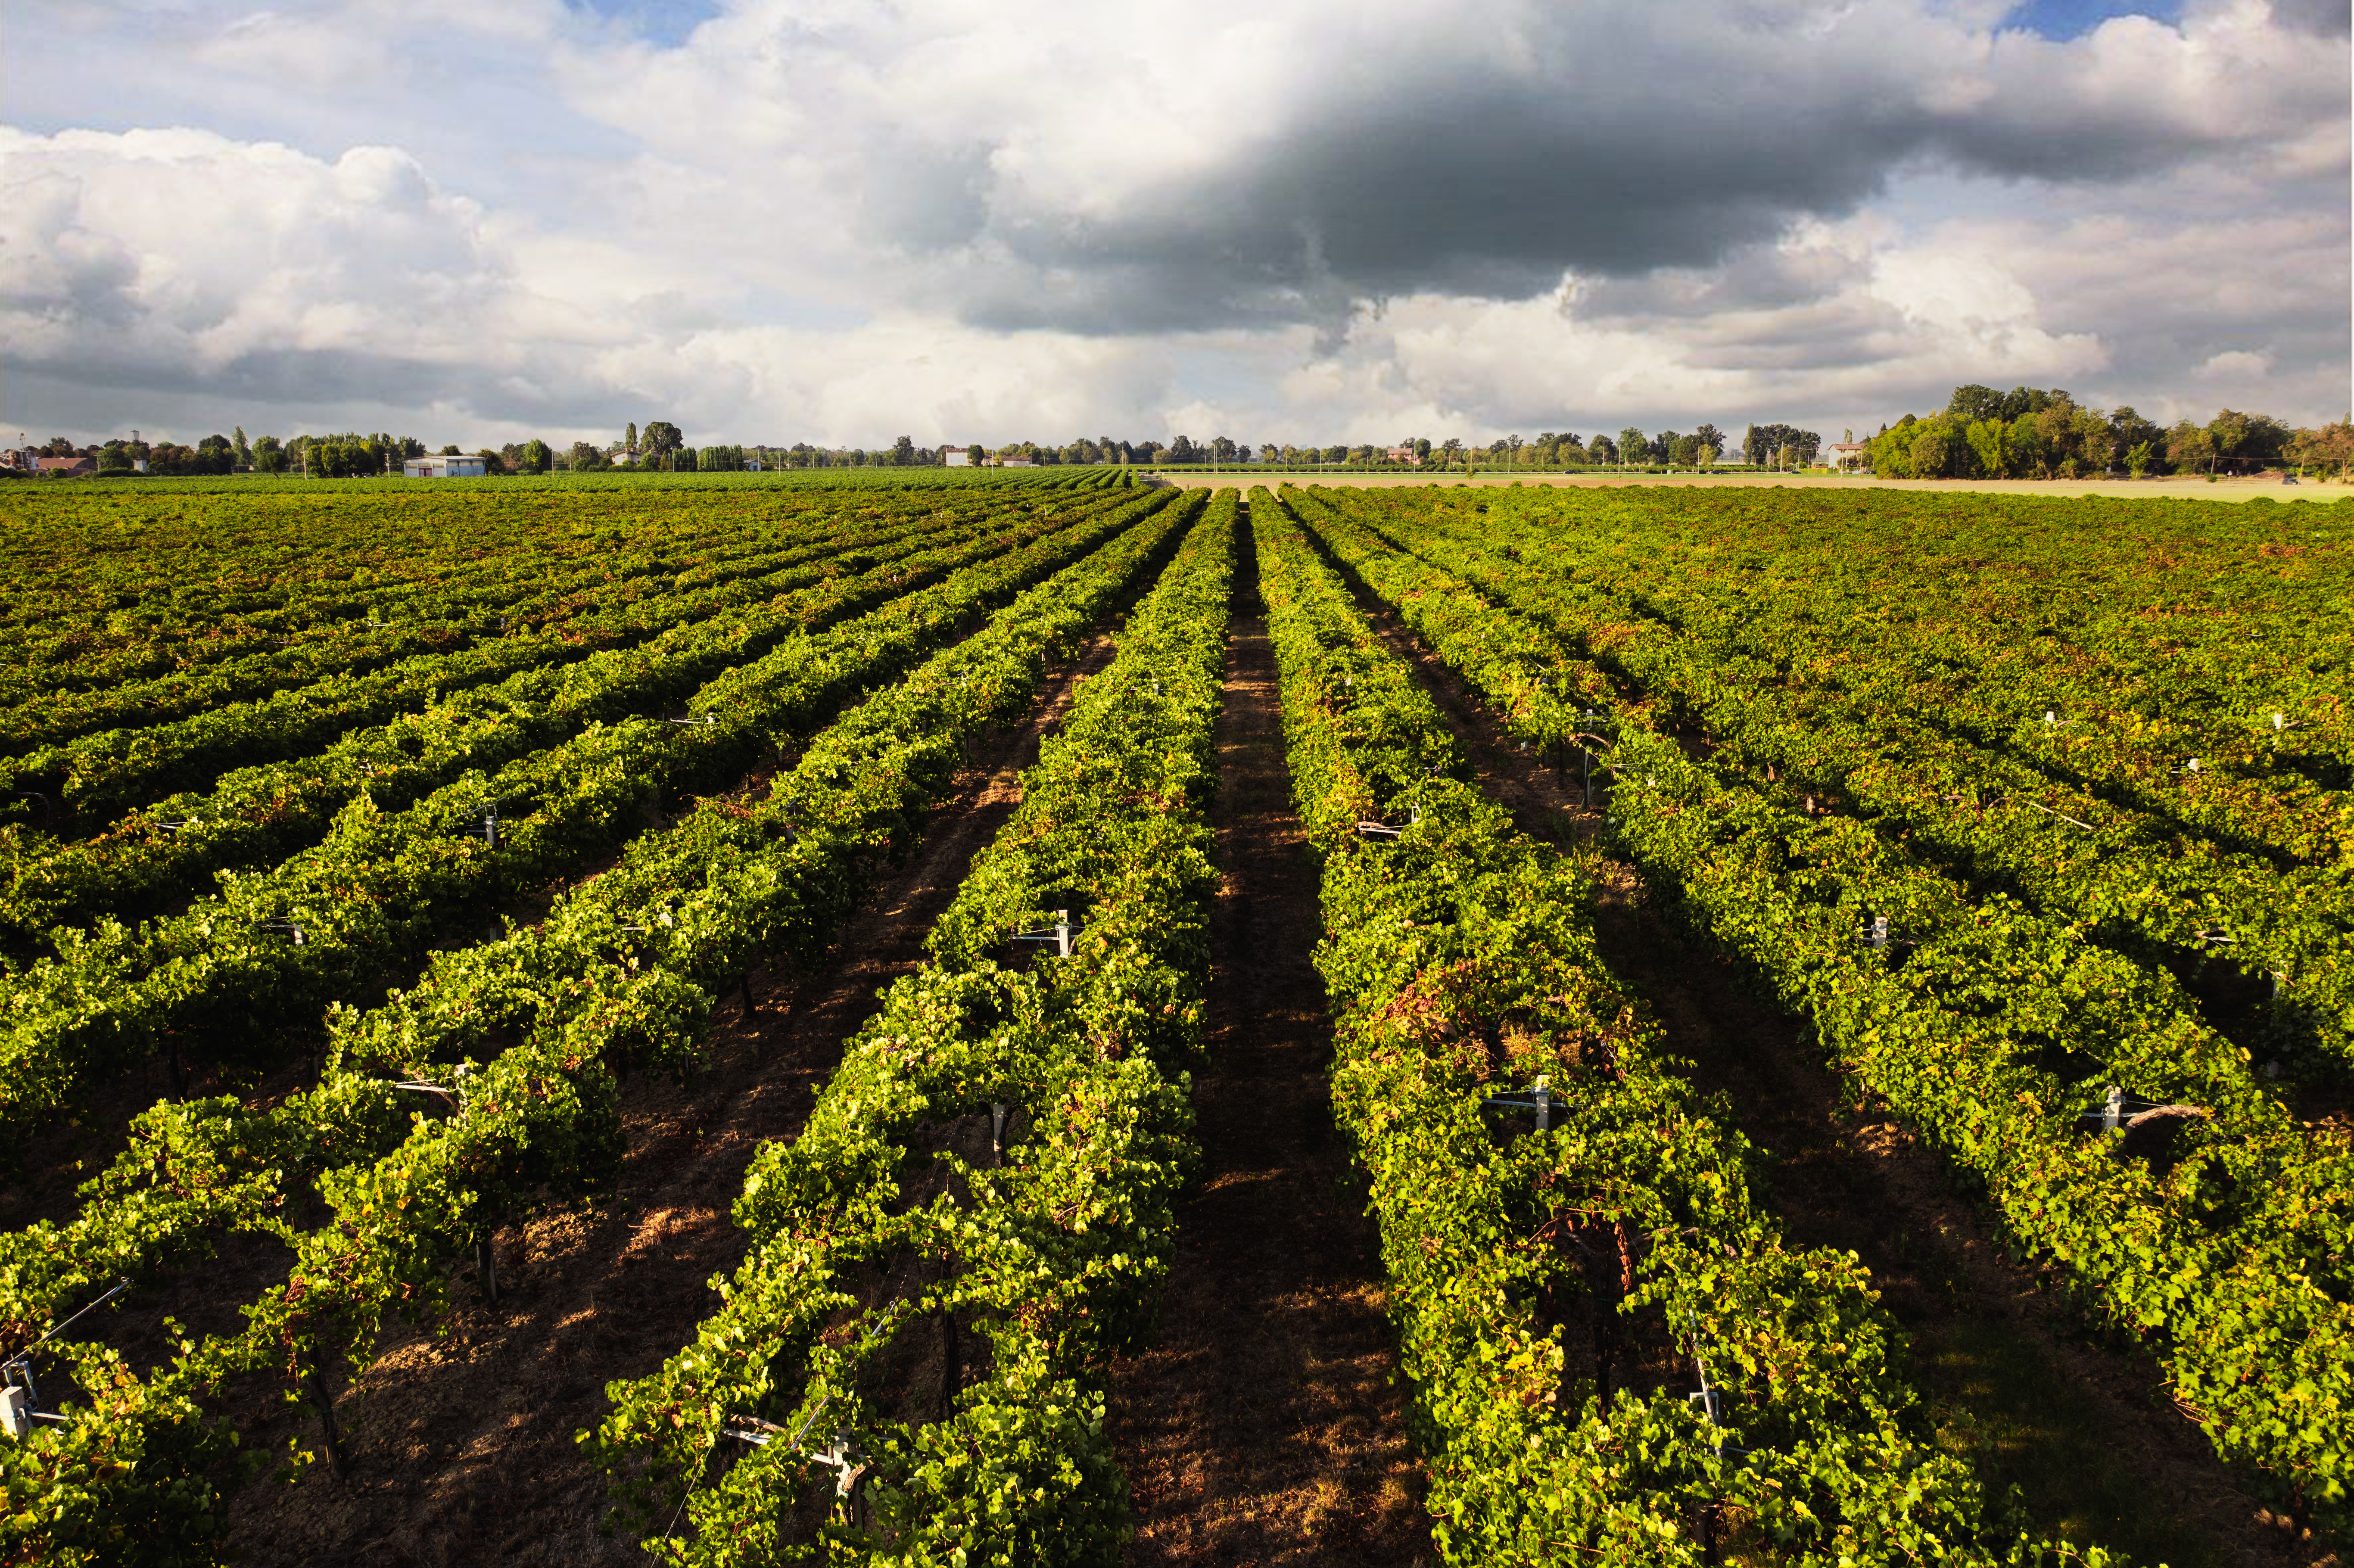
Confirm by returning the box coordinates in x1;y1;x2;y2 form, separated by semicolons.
2080;1085;2129;1136
805;1428;869;1500
1685;1353;1743;1457
1481;1075;1554;1132
1012;910;1074;957
3;1279;127;1440
1865;915;1890;951
666;714;719;727
0;1360;56;1440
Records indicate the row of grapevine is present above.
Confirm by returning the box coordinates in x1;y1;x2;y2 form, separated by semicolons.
0;472;1115;733
1279;485;2354;1530
1323;488;2354;1086
0;488;1176;1143
0;513;808;756
591;493;1239;1567
0;495;1127;949
0;488;1115;831
0;483;1020;732
1445;486;2354;863
0;485;1193;1566
1251;491;2115;1565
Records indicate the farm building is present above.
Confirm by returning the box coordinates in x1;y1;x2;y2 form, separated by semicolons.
404;455;488;479
1827;442;1869;472
942;446;973;467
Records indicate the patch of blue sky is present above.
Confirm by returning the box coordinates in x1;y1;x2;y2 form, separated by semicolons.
2003;0;2178;37
566;0;722;47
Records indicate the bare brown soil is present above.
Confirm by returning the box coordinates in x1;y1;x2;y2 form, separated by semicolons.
148;634;1122;1568
1105;519;1434;1568
1147;471;2344;504
1337;571;2336;1568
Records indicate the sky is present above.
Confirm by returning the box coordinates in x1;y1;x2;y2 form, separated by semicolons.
1;0;2345;451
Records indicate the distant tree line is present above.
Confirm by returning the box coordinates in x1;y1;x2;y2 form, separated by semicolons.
1861;385;2354;480
27;392;2349;485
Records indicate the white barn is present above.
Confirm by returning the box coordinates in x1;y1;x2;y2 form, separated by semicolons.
405;454;488;478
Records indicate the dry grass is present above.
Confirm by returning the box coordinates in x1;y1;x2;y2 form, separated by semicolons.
1148;470;2345;504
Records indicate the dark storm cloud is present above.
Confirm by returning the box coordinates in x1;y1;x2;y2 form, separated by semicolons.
854;1;2338;336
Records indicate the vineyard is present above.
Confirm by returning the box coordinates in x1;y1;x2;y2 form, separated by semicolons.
0;471;2349;1568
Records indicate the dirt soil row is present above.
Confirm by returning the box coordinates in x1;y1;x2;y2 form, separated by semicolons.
1105;511;1432;1567
1330;555;2335;1568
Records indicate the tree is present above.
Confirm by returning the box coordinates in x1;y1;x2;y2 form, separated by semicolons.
892;435;915;467
2288;420;2354;479
1412;437;1432;464
2124;441;2157;479
1588;433;1618;466
2167;419;2216;476
641;421;683;463
1946;385;2006;425
1690;423;1724;457
1963;419;2009;479
1745;423;1822;468
2068;405;2115;475
2206;409;2291;472
252;436;284;474
232;426;251;467
2108;407;2166;474
520;439;551;474
1911;421;1949;476
97;445;133;476
1619;428;1647;468
568;441;609;472
626;422;638;453
2008;414;2050;477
